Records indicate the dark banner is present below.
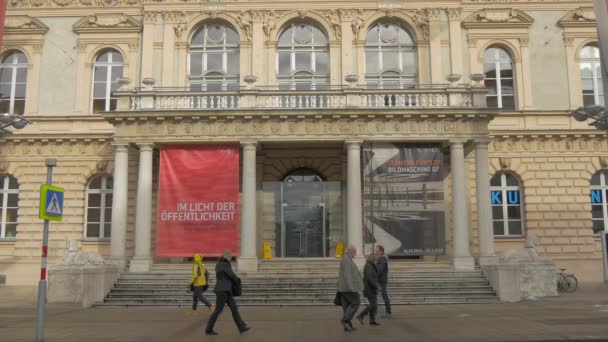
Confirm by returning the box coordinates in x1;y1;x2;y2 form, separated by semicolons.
363;143;446;256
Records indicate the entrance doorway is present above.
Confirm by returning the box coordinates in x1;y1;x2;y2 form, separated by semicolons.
281;171;327;257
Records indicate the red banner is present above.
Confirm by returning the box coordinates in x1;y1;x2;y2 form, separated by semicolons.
157;144;240;257
0;0;7;51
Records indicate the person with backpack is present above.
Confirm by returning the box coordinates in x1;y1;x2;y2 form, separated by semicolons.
205;250;251;336
188;253;214;315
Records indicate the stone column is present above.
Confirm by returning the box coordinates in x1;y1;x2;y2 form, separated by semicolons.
428;9;443;84
110;143;129;267
238;142;258;272
475;139;497;265
447;8;463;78
346;141;364;264
450;140;475;270
130;144;154;272
141;12;157;84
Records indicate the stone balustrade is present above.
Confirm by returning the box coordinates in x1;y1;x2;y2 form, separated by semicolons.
117;85;487;112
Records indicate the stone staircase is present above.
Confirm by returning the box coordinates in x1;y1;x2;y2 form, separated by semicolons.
94;259;500;307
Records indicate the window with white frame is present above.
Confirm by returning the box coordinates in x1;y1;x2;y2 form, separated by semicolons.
277;22;329;90
590;171;608;234
85;175;113;239
364;22;417;89
188;23;240;91
484;47;515;110
490;172;524;236
0;175;19;239
92;49;124;113
0;51;28;115
580;44;605;106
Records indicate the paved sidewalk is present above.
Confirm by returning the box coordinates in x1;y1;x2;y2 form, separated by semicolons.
1;288;608;342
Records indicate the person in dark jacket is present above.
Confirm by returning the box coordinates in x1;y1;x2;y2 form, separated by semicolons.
357;253;380;326
205;250;251;336
375;245;392;318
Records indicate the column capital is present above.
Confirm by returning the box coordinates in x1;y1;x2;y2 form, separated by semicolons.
449;139;467;147
345;140;363;150
474;137;491;146
112;143;129;152
136;143;155;152
241;141;258;151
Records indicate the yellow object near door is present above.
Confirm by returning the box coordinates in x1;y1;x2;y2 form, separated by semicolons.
335;242;345;258
262;242;273;259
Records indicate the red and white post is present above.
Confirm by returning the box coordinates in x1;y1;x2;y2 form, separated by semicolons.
35;159;57;342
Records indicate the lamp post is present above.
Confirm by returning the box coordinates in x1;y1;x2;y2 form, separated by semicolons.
0;114;31;136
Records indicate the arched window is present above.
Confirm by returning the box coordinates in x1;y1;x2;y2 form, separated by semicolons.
283;168;324;182
580;44;604;106
365;22;417;89
92;49;123;113
484;47;515;110
0;175;19;239
85;175;113;239
0;51;28;115
277;22;329;90
590;171;608;234
490;172;523;236
189;23;240;91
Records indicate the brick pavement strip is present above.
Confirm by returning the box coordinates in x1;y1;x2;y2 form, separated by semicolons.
0;289;607;342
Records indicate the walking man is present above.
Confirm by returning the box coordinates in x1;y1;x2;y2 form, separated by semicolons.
205;250;251;336
357;253;380;326
375;245;392;318
337;245;363;332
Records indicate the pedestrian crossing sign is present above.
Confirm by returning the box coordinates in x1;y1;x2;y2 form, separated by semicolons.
39;184;64;221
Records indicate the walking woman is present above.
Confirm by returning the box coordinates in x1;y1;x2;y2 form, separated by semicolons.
357;253;380;326
188;253;214;315
205;250;251;336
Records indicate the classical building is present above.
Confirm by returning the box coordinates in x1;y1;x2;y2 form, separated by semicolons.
0;0;606;290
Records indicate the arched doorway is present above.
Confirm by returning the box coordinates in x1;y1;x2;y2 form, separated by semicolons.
281;169;328;257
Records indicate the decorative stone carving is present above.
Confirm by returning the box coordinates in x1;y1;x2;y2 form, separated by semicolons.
350;9;365;37
463;8;534;28
5;16;50;34
322;9;342;39
0;162;9;173
73;14;142;33
447;8;461;21
9;0;140;7
62;239;107;266
263;10;278;41
411;10;429;41
600;156;608;169
236;10;253;41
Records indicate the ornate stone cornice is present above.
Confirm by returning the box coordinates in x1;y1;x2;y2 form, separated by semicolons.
103;110;493;144
489;133;608;153
73;13;142;34
5;15;49;35
0;135;115;157
9;0;140;9
463;8;534;29
558;7;596;28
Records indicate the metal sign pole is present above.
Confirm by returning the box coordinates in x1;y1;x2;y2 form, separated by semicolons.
35;159;57;342
602;231;608;284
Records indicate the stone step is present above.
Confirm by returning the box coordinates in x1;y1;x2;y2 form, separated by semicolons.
108;289;496;297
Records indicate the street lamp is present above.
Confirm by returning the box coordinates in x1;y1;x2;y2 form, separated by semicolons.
570;105;608;130
0;113;31;136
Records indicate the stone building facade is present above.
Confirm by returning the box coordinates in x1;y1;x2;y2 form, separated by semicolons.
0;0;606;287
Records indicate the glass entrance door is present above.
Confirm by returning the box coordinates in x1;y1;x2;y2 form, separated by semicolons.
282;181;326;257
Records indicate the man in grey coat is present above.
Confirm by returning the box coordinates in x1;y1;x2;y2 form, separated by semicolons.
337;245;364;332
376;245;392;318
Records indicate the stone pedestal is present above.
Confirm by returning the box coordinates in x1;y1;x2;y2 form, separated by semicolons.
48;264;120;308
519;261;558;298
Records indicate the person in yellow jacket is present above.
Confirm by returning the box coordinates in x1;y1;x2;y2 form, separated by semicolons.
188;253;214;315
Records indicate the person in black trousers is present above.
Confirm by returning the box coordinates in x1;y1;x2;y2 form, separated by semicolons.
357;253;380;326
205;250;251;336
376;245;392;319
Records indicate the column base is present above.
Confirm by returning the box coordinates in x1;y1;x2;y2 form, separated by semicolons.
129;258;153;272
453;256;475;270
478;255;500;266
107;258;128;271
237;257;258;273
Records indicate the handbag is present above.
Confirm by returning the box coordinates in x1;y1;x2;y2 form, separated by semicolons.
189;284;195;292
232;277;243;297
333;292;341;306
